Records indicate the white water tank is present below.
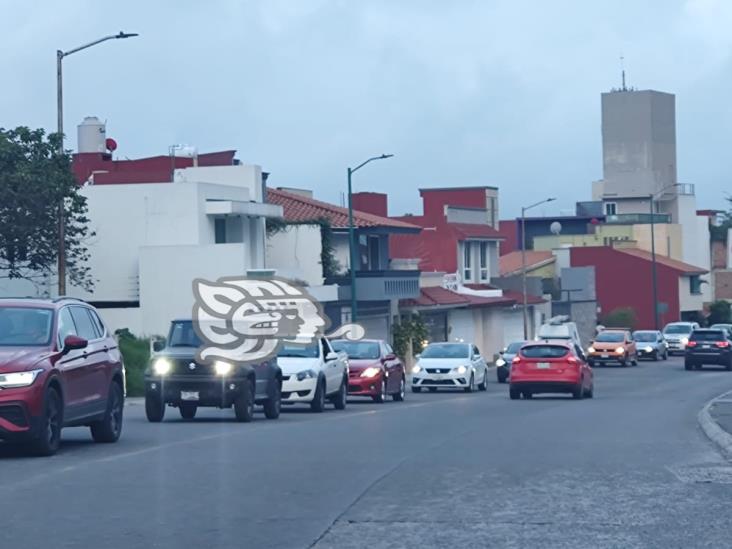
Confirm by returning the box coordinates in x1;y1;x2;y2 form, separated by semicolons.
77;116;106;153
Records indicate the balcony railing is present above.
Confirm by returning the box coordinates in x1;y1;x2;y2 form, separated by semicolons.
325;269;421;301
604;213;671;225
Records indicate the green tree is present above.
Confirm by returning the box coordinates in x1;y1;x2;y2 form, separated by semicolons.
601;307;637;330
707;300;731;326
392;314;429;360
0;127;93;291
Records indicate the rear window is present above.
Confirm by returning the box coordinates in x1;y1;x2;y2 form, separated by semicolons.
690;330;726;342
521;345;569;359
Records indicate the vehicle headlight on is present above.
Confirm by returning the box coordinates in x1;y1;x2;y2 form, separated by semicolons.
615;347;625;355
296;369;317;381
152;358;172;376
0;369;43;389
214;361;233;376
412;365;422;374
455;365;468;374
588;346;596;353
360;367;381;378
495;358;506;367
644;346;653;353
681;337;689;345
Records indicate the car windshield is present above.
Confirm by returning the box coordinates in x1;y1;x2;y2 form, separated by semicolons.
505;341;525;354
0;307;54;346
691;330;726;342
420;343;469;359
633;332;657;342
664;325;692;335
167;321;202;347
596;332;625;343
521;345;569;359
278;343;319;358
331;340;380;359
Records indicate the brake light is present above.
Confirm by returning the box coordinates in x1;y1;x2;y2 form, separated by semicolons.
716;341;730;348
512;356;521;364
566;356;579;364
686;341;697;348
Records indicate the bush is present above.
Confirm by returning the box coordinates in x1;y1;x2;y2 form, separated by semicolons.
601;307;637;330
116;330;150;397
708;300;731;326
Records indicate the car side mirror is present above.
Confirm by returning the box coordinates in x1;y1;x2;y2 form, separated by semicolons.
152;339;166;353
384;353;397;361
62;334;88;355
325;351;339;361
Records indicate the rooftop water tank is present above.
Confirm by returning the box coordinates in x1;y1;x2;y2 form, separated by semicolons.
77;116;106;153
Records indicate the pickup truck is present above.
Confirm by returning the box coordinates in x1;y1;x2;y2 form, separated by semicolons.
276;337;349;412
144;319;282;422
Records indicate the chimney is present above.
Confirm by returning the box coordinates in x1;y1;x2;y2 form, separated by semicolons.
352;192;388;217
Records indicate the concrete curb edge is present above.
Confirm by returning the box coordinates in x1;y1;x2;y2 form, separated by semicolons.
697;390;732;460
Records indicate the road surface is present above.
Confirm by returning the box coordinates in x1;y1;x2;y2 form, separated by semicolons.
2;357;732;548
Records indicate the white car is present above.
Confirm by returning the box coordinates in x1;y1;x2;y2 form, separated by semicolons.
663;321;700;355
411;342;489;393
276;337;349;412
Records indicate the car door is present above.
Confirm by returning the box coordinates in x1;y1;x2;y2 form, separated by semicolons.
382;342;400;393
657;332;667;354
55;307;87;419
321;338;340;394
68;306;109;416
252;358;274;400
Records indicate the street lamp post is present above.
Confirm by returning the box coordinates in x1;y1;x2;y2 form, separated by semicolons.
521;197;556;339
56;31;138;295
347;154;394;322
649;183;680;330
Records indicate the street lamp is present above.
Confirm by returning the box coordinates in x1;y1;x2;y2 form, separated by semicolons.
521;197;556;339
649;183;681;330
56;31;139;295
347;154;394;322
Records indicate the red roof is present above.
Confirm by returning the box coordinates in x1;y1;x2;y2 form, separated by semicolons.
616;248;707;275
402;286;543;308
266;188;420;230
450;223;504;240
499;250;555;276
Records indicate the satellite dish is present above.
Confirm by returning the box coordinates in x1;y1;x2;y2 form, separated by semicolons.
550;221;562;235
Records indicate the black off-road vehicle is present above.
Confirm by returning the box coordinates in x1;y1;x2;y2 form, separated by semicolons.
144;319;282;422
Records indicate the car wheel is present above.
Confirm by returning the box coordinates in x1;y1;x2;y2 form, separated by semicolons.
145;393;165;422
30;386;63;456
263;381;282;419
632;357;638;367
310;379;326;412
91;382;124;442
464;374;475;393
572;381;584;400
178;402;197;420
523;391;533;399
684;360;693;371
428;387;438;393
497;372;507;384
393;376;406;402
509;385;520;400
478;370;488;391
373;378;387;403
621;359;628;368
333;376;347;410
234;379;255;422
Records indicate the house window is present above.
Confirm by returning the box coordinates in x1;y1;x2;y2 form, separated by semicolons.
214;218;227;244
479;242;488;281
368;236;380;270
604;202;617;216
463;242;472;281
690;275;702;295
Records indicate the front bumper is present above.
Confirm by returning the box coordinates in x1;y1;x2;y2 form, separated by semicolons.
348;373;383;396
588;352;627;365
637;348;659;359
411;372;470;389
281;375;317;403
145;375;246;407
0;382;46;439
666;340;687;353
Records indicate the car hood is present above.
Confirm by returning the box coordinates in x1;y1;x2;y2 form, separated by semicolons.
636;342;660;349
663;333;689;341
0;347;51;373
277;357;320;375
417;358;471;368
348;359;382;373
592;342;626;351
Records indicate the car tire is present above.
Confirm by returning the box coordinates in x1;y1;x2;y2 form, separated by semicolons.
234;379;255;422
572;382;584;400
91;382;124;442
588;360;595;368
523;391;533;399
428;387;438;393
178;403;197;420
310;379;326;413
263;381;282;419
497;373;507;384
684;361;693;371
145;393;165;423
411;386;422;393
478;370;488;391
373;378;387;403
621;359;628;368
333;376;347;410
29;386;63;456
509;385;520;400
464;374;475;393
632;357;638;367
393;376;406;402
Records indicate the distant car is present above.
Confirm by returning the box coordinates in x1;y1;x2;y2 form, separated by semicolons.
509;341;593;400
145;319;282;422
587;329;637;367
0;298;125;456
537;316;582;348
663;322;700;355
710;324;732;337
411;342;488;393
632;330;668;361
496;341;525;383
684;329;732;371
331;339;406;402
277;337;349;412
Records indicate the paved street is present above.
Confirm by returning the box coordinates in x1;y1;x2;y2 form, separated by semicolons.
3;357;732;548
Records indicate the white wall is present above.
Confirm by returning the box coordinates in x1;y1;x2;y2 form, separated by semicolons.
98;308;143;336
678;276;706;313
502;308;524;345
448;309;474;343
266;225;324;285
332;233;351;274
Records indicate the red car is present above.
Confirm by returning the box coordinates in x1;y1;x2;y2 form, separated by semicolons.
509;341;593;400
331;339;406;402
0;298;125;455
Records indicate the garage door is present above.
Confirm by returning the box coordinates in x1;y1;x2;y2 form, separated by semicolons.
357;315;389;341
502;309;524;346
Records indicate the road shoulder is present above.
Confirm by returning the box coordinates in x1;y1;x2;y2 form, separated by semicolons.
698;390;732;459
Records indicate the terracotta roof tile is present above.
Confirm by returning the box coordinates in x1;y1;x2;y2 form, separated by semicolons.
617;248;707;275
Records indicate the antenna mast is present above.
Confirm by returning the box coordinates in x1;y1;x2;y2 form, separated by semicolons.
620;54;627;91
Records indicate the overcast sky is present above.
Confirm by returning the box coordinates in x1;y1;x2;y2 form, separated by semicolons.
2;0;731;217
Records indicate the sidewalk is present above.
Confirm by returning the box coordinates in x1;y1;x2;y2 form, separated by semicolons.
699;391;732;458
708;397;732;436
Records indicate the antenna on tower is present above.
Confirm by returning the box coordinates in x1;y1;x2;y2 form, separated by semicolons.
620;54;627;91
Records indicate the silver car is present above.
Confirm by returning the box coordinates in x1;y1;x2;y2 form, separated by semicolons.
663;322;700;355
632;330;668;361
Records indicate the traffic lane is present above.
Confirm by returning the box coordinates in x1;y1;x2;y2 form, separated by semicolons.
0;386;512;549
315;358;732;548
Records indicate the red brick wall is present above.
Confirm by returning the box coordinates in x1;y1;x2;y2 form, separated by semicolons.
352;192;388;217
712;241;727;270
420;188;487;221
498;220;519;255
715;271;732;300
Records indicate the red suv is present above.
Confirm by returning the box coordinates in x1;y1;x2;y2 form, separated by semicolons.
0;298;125;455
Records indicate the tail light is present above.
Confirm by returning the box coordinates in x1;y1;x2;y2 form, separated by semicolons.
686;341;697;348
716;341;730;348
512;356;521;364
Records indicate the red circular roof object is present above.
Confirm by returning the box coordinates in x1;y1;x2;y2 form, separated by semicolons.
590;217;600;225
105;138;118;152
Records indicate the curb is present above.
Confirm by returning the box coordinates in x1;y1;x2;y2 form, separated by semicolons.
697;390;732;459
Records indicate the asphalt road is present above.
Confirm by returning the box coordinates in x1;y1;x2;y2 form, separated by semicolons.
3;357;732;549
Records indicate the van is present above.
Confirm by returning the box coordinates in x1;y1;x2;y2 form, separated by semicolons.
537;316;582;348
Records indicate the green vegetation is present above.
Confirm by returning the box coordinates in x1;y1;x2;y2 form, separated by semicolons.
708;300;731;326
392;314;429;360
116;329;150;397
601;307;637;330
266;217;341;279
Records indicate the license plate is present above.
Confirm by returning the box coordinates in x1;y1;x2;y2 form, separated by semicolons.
432;374;445;380
537;362;550;369
702;344;710;349
181;391;199;401
601;354;609;358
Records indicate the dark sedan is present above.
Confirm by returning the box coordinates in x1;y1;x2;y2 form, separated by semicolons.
496;341;525;383
685;329;732;371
